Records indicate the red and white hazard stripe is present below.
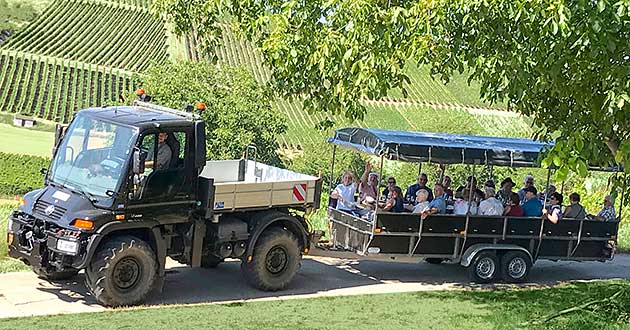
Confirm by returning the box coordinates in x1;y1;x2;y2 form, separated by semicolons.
292;183;307;202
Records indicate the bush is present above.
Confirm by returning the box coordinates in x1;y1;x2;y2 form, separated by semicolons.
0;152;48;196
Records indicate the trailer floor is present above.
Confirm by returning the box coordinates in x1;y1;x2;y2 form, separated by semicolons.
1;254;629;319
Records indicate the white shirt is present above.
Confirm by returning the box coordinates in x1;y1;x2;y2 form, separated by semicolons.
411;201;430;214
334;183;357;211
478;197;504;216
454;199;477;215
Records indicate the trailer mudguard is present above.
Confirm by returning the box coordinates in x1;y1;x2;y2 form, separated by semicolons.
460;244;533;267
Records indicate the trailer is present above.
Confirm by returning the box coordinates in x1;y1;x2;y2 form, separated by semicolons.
321;128;621;283
7;101;322;306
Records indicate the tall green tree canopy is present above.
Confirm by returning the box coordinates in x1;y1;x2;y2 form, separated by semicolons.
140;61;286;165
155;0;630;178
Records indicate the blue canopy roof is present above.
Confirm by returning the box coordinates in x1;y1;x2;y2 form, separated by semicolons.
328;127;553;167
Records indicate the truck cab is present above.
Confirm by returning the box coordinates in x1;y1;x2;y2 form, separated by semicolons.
7;102;322;306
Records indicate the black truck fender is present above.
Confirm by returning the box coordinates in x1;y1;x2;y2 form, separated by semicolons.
74;220;167;288
245;211;310;263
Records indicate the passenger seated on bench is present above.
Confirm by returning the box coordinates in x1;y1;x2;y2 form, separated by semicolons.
382;176;397;202
421;183;446;219
441;175;453;200
478;187;504;216
358;162;379;204
331;171;358;214
404;173;433;204
380;186;405;212
591;195;617;222
563;193;587;219
539;184;556;207
542;192;563;224
522;186;543;217
517;174;536;204
504;192;524;216
453;188;478;215
456;176;484;202
496;177;515;207
410;189;430;214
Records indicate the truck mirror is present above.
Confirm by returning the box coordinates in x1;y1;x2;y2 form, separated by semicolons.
132;148;147;174
194;121;206;169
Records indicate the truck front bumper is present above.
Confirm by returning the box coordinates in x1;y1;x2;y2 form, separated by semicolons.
7;211;89;272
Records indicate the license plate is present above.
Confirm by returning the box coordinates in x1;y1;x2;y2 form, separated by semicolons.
7;233;13;245
56;239;78;254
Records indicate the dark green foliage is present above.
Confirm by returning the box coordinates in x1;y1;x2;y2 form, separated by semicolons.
140;61;286;165
0;152;47;196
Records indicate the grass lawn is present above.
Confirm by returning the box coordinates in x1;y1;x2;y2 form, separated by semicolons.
0;202;28;272
0;281;628;329
0;123;53;157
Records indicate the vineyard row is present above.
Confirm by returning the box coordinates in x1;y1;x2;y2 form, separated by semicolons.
0;50;134;124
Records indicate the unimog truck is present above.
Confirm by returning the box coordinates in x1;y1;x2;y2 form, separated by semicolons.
7;101;322;306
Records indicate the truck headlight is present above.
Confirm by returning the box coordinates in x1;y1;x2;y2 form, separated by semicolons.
56;239;79;255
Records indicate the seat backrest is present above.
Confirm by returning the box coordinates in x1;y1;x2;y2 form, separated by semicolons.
165;134;181;168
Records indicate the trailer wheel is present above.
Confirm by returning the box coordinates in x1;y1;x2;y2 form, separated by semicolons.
34;267;79;281
241;227;300;291
201;255;223;268
468;251;499;283
85;235;157;307
425;258;444;264
500;251;532;283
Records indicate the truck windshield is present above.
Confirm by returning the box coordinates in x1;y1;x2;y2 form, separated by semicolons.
49;113;137;199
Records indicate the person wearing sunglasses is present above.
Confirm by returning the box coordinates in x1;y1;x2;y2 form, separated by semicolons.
591;195;617;222
542;192;563;224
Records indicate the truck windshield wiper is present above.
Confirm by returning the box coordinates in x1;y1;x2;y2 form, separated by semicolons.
72;185;99;204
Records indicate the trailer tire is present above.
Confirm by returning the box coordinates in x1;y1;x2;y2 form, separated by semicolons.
201;255;223;268
85;235;157;307
468;251;499;283
34;267;79;281
500;251;532;283
425;258;444;264
241;227;300;291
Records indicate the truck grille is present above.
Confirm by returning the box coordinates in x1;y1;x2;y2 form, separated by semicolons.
34;200;67;221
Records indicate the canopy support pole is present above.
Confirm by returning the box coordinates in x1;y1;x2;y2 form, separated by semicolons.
618;172;626;221
376;155;385;202
543;167;552;207
459;163;476;258
329;145;337;192
418;161;422;176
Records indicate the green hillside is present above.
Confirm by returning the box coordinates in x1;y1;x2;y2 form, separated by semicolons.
0;0;167;120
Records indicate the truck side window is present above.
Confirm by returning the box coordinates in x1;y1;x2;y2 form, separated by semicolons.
140;134;156;177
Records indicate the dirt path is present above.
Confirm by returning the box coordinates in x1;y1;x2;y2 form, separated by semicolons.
1;254;629;318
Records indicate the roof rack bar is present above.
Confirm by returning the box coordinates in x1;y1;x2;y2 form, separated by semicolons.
132;100;201;120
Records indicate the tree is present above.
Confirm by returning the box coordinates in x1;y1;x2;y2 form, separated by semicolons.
140;61;286;165
155;0;630;184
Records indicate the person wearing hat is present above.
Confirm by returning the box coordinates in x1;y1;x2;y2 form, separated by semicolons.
496;177;515;206
517;174;536;204
592;195;617;222
522;186;543;217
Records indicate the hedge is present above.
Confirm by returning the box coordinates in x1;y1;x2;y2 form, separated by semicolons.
0;152;48;196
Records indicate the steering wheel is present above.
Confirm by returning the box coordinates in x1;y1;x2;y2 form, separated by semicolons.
90;156;125;177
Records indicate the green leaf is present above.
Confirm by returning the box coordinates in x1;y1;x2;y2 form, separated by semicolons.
556;166;570;180
290;49;298;58
343;48;353;61
576;160;588;177
597;0;606;12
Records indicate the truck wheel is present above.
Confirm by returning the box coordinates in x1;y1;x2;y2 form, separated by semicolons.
34;267;79;281
425;258;444;264
241;227;300;291
467;251;499;283
85;235;157;307
500;251;532;283
201;255;223;268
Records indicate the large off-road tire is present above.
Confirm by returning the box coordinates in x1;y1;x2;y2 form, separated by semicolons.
241;227;301;291
500;251;532;283
201;254;223;268
85;235;157;307
34;267;79;281
467;251;499;283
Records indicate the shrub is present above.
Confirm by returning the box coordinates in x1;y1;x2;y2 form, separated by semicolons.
0;152;48;196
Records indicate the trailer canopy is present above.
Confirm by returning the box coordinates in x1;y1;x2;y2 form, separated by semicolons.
328;127;553;167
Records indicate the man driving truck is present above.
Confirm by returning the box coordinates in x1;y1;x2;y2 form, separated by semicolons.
146;132;172;171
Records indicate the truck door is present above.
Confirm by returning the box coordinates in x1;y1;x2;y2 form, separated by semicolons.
128;129;196;223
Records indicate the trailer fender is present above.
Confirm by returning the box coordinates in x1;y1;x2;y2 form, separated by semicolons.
245;211;309;262
460;244;533;267
75;220;166;281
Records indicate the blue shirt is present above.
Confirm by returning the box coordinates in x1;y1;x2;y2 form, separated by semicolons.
428;195;446;214
522;197;543;217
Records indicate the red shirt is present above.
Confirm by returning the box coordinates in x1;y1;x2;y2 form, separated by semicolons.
506;204;525;217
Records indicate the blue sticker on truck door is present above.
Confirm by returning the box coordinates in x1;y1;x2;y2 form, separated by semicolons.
215;201;225;209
